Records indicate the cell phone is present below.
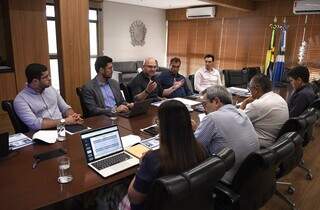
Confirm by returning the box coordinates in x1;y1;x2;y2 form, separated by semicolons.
33;148;66;161
142;126;158;136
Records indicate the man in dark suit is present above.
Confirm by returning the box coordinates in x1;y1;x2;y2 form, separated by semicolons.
82;56;132;117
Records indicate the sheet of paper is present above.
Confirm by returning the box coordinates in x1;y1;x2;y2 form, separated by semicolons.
151;97;201;107
227;87;251;97
121;134;141;148
32;130;57;144
9;133;33;150
173;97;202;106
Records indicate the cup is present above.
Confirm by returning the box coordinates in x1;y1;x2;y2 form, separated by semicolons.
110;106;118;121
58;156;73;184
56;119;66;142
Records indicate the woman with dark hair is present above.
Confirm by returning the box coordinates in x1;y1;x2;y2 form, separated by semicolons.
127;100;207;210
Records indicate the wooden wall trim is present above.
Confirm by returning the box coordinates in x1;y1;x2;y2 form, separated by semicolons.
56;0;90;114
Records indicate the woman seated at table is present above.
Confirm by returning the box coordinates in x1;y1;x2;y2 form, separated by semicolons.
127;100;207;210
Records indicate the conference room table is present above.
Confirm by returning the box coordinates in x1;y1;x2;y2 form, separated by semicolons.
0;115;154;210
0;87;289;210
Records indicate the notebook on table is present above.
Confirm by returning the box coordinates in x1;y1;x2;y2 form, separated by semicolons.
81;125;139;178
118;100;150;118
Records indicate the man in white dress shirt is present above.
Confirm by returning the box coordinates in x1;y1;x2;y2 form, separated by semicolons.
240;74;289;147
194;54;222;93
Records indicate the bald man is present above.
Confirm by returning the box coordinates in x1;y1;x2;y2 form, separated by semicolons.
128;57;183;102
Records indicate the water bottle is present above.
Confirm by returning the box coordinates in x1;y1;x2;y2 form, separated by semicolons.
56;119;66;141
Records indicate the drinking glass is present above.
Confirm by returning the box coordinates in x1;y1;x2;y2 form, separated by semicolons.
58;156;73;184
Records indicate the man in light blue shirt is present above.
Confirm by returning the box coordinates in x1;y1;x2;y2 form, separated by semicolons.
14;63;83;131
195;85;259;184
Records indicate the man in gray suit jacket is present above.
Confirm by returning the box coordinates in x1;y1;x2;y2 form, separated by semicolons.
82;56;132;117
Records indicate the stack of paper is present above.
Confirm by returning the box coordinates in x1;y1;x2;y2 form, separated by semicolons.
9;133;33;150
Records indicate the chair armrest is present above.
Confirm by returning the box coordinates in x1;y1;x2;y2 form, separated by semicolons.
112;70;123;82
215;182;240;204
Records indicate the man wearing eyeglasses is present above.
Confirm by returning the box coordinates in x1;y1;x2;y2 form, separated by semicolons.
128;57;182;102
157;57;192;98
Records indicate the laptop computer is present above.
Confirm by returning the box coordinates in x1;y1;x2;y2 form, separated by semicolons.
81;125;139;178
118;100;150;118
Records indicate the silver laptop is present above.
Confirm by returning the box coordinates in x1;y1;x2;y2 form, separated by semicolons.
81;125;139;178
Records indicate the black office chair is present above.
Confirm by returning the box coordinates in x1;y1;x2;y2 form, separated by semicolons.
277;108;319;180
120;83;133;103
76;87;90;118
223;69;248;88
242;67;260;83
309;97;320;110
310;80;320;97
188;74;199;94
144;148;235;210
274;132;304;209
214;135;296;210
1;100;29;133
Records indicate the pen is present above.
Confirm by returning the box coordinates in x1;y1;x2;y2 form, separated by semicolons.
32;158;40;169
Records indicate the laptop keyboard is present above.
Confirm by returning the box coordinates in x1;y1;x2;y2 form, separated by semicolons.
92;153;132;170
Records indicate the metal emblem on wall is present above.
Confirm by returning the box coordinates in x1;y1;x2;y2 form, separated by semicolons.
129;20;147;47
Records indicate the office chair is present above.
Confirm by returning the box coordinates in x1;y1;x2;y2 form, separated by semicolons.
309;97;320;110
222;69;248;88
242;67;260;82
214;135;297;210
188;74;199;94
120;83;133;102
274;132;304;209
1;100;29;133
310;80;320;97
76;87;90;118
144;148;235;210
277;108;319;180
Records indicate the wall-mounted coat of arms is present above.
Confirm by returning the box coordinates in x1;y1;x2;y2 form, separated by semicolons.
129;20;147;47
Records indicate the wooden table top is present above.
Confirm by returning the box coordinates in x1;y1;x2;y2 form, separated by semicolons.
0;87;290;210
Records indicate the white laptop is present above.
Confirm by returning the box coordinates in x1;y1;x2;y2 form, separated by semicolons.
81;125;139;178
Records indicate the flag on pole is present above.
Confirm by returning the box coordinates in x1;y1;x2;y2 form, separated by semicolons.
272;18;288;85
298;15;308;64
263;17;278;76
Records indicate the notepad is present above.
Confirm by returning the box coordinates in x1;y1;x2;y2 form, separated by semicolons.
125;144;150;159
32;130;57;144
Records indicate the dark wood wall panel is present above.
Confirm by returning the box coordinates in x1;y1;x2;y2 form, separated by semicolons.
167;0;320;75
56;0;90;114
8;0;49;91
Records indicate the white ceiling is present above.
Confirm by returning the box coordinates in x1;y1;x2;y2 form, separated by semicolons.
105;0;212;9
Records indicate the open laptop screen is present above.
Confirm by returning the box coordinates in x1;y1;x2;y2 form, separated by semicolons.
81;126;123;162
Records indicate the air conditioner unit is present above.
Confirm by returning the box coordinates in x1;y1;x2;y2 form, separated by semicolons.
293;0;320;14
186;6;216;19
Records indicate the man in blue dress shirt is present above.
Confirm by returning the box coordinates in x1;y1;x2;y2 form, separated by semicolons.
14;63;82;131
157;57;192;98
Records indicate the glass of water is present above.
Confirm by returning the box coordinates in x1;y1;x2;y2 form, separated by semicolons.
58;156;73;184
110;106;118;122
